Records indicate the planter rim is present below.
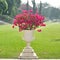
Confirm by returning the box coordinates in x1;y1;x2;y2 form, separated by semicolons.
23;30;34;31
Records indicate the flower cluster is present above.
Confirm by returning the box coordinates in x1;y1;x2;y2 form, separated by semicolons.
12;10;46;32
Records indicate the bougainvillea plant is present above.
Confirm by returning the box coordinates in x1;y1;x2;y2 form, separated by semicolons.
12;10;46;32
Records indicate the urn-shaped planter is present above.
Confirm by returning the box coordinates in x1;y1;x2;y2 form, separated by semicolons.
23;30;34;46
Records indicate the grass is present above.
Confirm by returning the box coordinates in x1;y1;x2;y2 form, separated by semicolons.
0;25;26;58
0;22;60;58
31;22;60;59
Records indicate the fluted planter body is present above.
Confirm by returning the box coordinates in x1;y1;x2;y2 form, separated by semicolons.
23;30;34;42
23;30;34;44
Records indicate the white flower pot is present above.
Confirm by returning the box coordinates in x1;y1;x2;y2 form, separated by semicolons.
23;30;34;43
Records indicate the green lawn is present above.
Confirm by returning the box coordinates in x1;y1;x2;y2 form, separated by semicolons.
0;22;60;58
31;22;60;59
0;25;26;58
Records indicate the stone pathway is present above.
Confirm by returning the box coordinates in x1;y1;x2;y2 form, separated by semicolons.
18;46;38;60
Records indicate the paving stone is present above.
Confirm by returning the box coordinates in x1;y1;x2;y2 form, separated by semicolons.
21;52;34;56
19;46;38;60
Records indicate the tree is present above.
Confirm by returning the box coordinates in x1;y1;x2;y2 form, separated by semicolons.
5;0;21;17
49;7;60;19
38;1;42;14
0;0;8;15
38;2;60;20
32;0;36;14
26;0;29;11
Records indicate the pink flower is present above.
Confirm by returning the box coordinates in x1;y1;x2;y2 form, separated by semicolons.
12;25;14;28
12;10;46;32
29;10;33;13
13;19;17;26
37;29;42;32
40;23;46;26
22;10;28;13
